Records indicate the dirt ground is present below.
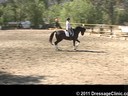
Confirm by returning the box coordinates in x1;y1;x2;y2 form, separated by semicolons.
0;29;127;85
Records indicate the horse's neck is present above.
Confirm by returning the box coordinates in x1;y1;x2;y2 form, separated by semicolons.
74;29;80;35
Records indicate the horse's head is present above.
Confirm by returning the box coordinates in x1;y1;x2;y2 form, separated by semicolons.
75;26;86;35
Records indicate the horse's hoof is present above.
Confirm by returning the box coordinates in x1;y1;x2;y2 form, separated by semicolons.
58;49;62;51
73;47;78;51
56;49;62;51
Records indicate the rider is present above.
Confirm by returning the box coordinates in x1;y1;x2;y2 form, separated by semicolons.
55;18;62;29
66;18;74;37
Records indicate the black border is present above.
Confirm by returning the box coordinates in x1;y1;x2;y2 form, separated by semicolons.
0;85;127;96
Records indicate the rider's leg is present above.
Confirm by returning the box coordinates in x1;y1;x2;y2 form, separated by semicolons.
70;29;74;36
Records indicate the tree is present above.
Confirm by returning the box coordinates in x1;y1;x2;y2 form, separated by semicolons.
25;0;45;28
0;4;4;25
60;0;97;24
45;4;62;23
0;3;14;25
89;0;128;25
1;0;128;27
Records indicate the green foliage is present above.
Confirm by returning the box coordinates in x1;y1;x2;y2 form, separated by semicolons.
0;0;128;28
0;0;46;28
60;0;104;24
0;3;15;24
45;4;62;23
116;10;128;25
25;0;45;28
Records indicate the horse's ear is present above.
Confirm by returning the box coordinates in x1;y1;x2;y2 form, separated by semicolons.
81;24;86;29
81;24;86;31
82;24;85;27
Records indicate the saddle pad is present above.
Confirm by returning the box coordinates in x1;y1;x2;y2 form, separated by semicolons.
64;30;70;37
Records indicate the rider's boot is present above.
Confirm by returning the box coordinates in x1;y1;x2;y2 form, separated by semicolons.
69;32;72;40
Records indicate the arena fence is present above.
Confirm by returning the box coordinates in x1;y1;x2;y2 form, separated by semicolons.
59;22;128;40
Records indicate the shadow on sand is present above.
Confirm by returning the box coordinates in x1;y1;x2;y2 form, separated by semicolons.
0;71;45;85
59;49;106;53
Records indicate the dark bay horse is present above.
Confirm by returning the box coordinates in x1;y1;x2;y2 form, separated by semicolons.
49;26;86;50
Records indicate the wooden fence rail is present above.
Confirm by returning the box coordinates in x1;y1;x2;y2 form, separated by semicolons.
59;22;128;40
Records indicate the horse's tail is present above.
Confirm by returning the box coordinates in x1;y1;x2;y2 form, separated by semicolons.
49;31;56;45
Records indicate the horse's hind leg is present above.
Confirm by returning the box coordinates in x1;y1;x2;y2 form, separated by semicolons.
54;39;63;51
73;40;77;50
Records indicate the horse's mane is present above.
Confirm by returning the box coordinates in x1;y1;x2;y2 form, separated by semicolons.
75;26;82;29
74;26;86;30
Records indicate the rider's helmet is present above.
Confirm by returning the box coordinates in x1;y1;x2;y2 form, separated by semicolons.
67;18;70;21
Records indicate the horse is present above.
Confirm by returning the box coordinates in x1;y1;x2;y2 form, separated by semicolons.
49;26;86;50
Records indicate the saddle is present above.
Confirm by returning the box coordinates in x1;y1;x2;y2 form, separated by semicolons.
64;30;74;37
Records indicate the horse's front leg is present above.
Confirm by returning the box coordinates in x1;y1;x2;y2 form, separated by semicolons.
76;39;80;47
73;39;80;50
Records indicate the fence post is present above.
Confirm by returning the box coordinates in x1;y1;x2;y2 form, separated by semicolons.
109;26;113;35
